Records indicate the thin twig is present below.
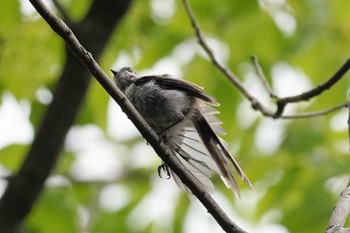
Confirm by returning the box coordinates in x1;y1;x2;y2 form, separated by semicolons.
278;59;350;104
182;0;350;120
325;179;350;233
275;58;350;118
251;55;277;98
273;59;350;118
281;102;349;119
27;0;247;232
181;0;256;101
181;0;285;120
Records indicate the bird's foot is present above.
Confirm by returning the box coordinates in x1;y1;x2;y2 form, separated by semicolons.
157;162;171;179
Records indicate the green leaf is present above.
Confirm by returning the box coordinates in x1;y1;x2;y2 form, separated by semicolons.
0;144;27;171
26;186;78;233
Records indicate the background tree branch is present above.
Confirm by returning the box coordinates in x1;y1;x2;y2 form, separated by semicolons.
0;0;131;232
181;0;350;120
181;1;350;231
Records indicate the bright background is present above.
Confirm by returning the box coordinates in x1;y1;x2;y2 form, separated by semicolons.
0;0;350;232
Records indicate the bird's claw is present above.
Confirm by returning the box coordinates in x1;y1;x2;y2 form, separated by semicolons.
158;163;171;179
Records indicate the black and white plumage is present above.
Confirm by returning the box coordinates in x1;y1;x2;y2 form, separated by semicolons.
111;67;252;197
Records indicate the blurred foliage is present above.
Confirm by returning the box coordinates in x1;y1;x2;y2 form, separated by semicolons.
1;0;350;233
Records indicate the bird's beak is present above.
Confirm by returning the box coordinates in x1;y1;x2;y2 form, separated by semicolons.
110;69;118;75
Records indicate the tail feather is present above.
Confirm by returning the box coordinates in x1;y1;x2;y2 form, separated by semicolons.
192;108;252;196
164;104;252;198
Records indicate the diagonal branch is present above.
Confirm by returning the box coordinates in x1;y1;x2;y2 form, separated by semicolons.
181;0;255;101
181;0;350;120
22;0;248;233
326;179;350;233
276;58;350;117
278;59;350;104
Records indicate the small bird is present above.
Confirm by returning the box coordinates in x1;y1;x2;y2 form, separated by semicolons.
111;67;252;197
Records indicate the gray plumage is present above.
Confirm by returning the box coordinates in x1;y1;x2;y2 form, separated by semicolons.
111;67;252;197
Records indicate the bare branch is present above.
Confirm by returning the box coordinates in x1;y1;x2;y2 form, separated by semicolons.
278;59;350;104
273;59;350;118
24;0;248;232
326;179;350;233
281;102;349;119
181;0;257;100
182;3;350;232
181;0;350;120
251;55;277;98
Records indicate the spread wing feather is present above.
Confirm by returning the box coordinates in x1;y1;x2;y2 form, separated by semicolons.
136;73;252;196
135;75;219;106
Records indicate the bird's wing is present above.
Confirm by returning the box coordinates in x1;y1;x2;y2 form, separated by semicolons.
135;74;219;106
134;73;252;196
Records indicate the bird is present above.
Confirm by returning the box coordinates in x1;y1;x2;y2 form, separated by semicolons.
111;67;252;197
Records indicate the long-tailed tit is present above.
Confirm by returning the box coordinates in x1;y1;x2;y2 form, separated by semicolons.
111;67;252;197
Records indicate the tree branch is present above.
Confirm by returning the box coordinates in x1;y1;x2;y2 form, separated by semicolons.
182;4;350;229
278;59;350;104
181;0;350;120
251;55;277;98
274;58;350;118
8;0;248;233
326;179;350;233
181;0;256;101
281;102;349;119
